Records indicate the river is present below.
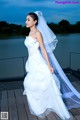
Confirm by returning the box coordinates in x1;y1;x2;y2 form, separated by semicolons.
0;33;80;79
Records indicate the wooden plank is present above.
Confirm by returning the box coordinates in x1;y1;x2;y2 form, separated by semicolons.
0;90;2;106
8;89;18;120
76;108;80;114
38;116;47;120
0;90;9;120
52;112;61;120
75;115;80;120
14;89;28;120
46;112;57;120
71;79;80;120
69;108;78;120
21;89;38;120
70;108;79;116
74;108;80;120
72;82;80;92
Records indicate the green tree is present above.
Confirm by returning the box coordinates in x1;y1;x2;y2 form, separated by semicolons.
58;19;70;33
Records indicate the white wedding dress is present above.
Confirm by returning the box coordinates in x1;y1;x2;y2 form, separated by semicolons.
23;36;73;120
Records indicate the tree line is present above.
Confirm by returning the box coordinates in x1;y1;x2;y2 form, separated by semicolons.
0;20;80;36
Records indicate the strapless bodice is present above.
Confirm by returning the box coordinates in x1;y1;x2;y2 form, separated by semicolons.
24;36;47;72
24;36;40;56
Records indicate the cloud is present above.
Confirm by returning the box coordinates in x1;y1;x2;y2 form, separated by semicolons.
1;0;79;8
0;0;54;7
0;0;80;25
0;0;80;9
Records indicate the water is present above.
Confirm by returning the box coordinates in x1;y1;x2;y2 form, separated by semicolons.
0;34;80;79
54;33;80;69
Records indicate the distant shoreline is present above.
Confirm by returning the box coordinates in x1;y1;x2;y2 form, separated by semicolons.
0;20;80;39
0;34;25;39
0;33;80;40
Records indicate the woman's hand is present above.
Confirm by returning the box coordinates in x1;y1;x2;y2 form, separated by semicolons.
48;65;54;74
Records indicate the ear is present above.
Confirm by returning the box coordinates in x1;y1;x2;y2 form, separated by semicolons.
34;20;37;25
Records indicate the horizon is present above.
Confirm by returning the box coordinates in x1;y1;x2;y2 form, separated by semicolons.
0;19;80;26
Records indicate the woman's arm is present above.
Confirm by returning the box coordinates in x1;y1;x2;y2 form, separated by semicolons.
36;31;54;73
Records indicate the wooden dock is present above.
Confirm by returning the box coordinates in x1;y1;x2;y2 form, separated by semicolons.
0;87;80;120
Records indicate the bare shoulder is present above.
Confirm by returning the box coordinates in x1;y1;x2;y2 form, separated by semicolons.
36;30;43;40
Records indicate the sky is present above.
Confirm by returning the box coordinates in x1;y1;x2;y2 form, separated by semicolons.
0;0;80;25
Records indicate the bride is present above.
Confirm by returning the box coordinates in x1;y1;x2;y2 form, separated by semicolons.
23;11;80;120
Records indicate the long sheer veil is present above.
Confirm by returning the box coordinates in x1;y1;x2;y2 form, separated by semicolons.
35;11;80;110
35;11;58;53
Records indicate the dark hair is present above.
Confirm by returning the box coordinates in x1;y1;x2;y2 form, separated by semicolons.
28;12;38;25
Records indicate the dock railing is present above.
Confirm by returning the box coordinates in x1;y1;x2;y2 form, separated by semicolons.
0;56;28;81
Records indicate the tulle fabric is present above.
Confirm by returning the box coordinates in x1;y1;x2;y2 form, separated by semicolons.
35;11;58;52
39;48;80;110
26;94;74;120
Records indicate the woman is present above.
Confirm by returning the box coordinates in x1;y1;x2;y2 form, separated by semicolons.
23;11;80;119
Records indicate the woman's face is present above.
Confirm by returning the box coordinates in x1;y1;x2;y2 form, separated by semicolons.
25;15;37;28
